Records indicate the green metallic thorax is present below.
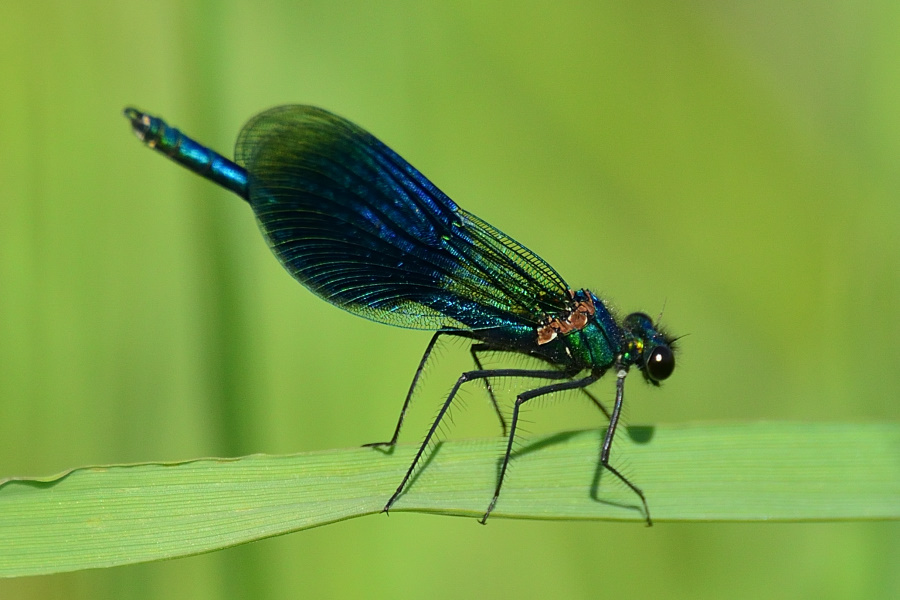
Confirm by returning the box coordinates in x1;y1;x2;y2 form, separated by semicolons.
513;290;672;378
563;318;619;370
521;290;624;372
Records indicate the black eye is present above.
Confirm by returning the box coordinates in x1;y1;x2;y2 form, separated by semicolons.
645;346;675;382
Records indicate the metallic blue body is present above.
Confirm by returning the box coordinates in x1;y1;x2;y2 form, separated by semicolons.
124;108;248;199
124;105;671;377
124;104;677;524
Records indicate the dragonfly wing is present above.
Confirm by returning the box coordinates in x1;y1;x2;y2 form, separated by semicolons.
235;105;571;331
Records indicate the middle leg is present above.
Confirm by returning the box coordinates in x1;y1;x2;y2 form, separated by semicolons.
480;372;600;523
471;344;611;421
382;367;577;514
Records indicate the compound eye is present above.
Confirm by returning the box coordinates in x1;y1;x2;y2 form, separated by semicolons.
645;346;675;382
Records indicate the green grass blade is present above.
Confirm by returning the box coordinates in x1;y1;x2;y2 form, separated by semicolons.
1;422;898;577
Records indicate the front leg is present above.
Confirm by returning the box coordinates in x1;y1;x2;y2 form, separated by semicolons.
597;365;651;526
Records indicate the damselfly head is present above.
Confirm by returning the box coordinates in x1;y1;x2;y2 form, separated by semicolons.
622;312;676;385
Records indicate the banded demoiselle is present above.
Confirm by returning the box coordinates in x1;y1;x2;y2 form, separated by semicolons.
123;105;676;525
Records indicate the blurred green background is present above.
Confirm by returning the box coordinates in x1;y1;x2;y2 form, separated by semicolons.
1;1;898;598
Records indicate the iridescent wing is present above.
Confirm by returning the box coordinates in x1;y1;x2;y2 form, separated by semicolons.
235;105;571;331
